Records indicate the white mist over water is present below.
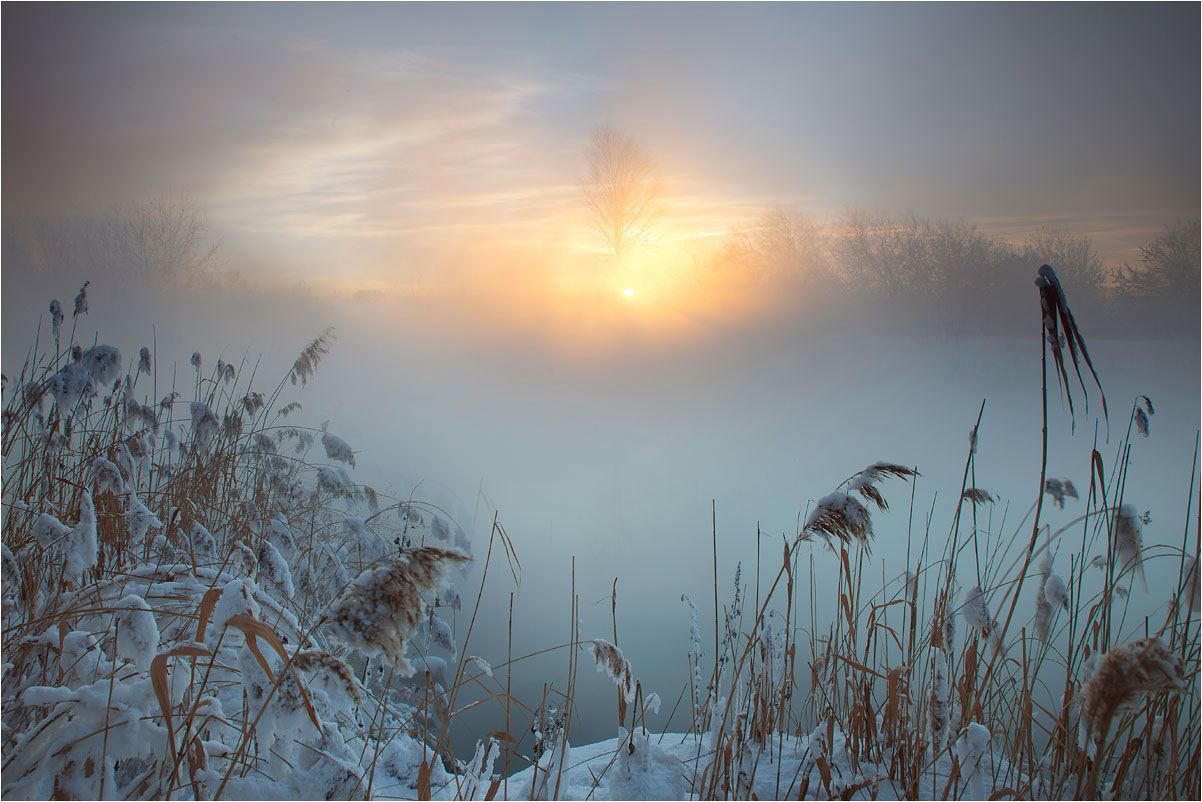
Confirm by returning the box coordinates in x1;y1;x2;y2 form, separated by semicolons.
3;277;1197;761
303;293;1200;758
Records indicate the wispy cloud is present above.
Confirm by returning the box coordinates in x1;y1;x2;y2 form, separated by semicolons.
974;209;1197;263
4;4;1194;292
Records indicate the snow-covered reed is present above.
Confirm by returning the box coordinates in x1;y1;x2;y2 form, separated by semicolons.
1;288;478;800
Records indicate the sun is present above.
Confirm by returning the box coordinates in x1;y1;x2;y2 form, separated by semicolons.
622;287;635;297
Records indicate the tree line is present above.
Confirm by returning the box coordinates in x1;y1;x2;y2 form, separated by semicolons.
581;125;1197;336
711;208;1198;335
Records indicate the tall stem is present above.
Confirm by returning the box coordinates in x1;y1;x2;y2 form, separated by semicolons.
983;317;1049;699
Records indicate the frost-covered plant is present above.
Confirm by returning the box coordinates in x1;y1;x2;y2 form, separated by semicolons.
803;462;917;553
321;431;356;467
1133;394;1154;437
73;280;89;318
1078;638;1187;759
1044;476;1078;509
961;487;994;505
956;722;992;800
930;647;950;752
1034;550;1057;642
681;593;705;720
289;327;334;386
189;400;218;451
321;546;468;674
1;291;479;800
49;298;64;344
960;584;995;639
588;638;637;703
1114;503;1147;589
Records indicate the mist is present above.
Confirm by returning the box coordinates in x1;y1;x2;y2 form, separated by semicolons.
2;4;1199;799
5;252;1198;759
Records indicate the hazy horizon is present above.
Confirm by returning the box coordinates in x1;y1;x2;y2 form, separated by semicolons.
4;3;1199;302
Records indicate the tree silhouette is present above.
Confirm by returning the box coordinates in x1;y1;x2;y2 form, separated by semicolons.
582;126;661;276
1115;220;1200;298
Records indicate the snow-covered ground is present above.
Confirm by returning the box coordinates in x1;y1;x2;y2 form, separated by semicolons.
441;725;1015;801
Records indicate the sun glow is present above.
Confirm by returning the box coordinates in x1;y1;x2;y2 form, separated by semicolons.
622;287;635;296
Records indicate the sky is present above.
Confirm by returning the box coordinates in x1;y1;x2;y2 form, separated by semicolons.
3;2;1199;297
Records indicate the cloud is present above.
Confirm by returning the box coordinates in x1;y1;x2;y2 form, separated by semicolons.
973;208;1199;264
3;12;592;243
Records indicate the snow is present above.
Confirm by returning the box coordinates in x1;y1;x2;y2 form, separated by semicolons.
424;610;456;657
1115;504;1146;589
491;726;1012;801
460;738;501;801
1045;573;1070;610
190;401;219;450
956;721;992;801
115;594;159;671
190;520;217;555
407;654;450;688
931;647;950;751
73;282;88;317
1;545;18;616
80;344;122;386
65;489;98;584
317;465;354;498
960;585;994;636
49;362;95;417
259;539;296;598
810;492;871;532
89;456;126;497
1044;477;1078;508
30;512;71;548
49;298;63;341
467;655;494;678
125;493;163;545
270;514;297;549
322;431;356;467
608;727;685;800
206;578;262;648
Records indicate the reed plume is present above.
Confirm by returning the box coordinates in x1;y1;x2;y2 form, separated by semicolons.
289;327;335;387
1034;264;1107;429
930;647;950;752
961;488;994;506
1035;551;1054;642
1115;504;1146;590
322;546;468;676
588;638;637;703
803;461;917;553
1134;395;1154;437
1078;638;1187;756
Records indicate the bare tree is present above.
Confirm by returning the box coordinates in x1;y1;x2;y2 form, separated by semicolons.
720;208;833;284
1022;228;1107;298
834;207;931;297
1115;220;1200;297
99;194;220;285
582;125;661;265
